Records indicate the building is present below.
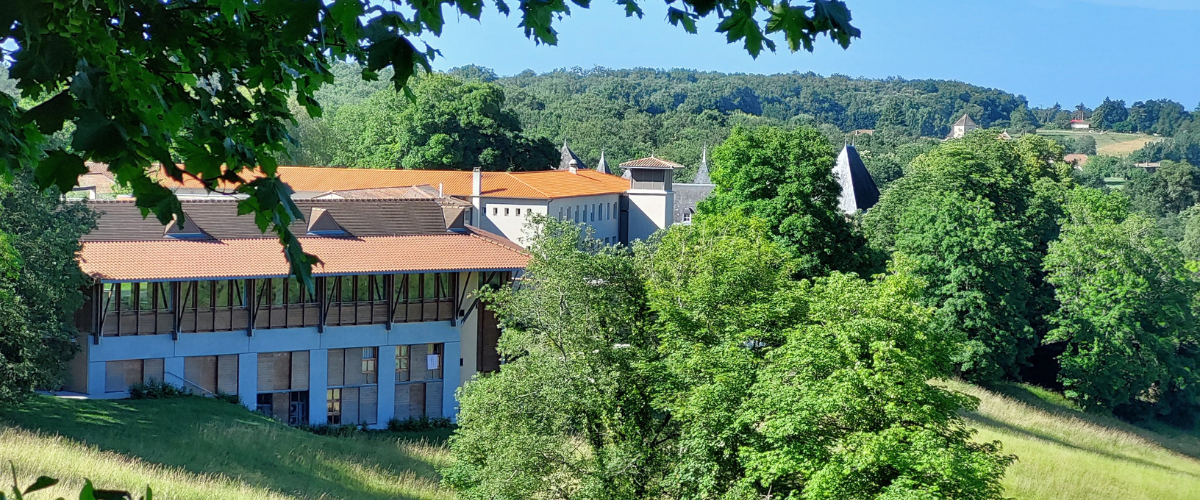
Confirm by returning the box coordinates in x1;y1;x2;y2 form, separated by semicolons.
948;113;980;139
620;156;682;240
158;162;664;247
673;147;715;224
1070;109;1090;130
64;197;528;426
833;144;880;215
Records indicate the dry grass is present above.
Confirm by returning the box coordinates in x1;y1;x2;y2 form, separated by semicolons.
1036;129;1160;157
0;396;455;500
947;380;1200;500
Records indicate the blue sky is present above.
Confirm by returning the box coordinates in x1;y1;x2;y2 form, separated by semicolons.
425;0;1200;108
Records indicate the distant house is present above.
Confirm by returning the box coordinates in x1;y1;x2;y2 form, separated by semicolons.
833;144;880;215
1064;154;1089;167
853;129;875;136
1070;119;1091;130
947;113;979;139
1136;162;1161;173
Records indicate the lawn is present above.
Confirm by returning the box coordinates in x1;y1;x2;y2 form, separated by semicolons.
948;380;1200;500
0;396;454;500
4;385;1200;499
1037;129;1160;156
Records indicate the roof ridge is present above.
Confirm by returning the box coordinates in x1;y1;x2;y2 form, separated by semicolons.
503;171;552;198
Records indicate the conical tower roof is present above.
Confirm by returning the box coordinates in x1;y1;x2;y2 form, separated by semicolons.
833;144;880;215
595;150;610;174
692;145;712;184
558;140;586;170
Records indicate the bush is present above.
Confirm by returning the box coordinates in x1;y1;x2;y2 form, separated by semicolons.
387;415;453;432
128;380;187;399
305;423;366;437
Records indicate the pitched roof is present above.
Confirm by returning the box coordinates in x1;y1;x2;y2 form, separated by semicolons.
833;145;880;214
559;141;586;170
690;147;712;184
619;156;684;169
595;151;610;175
77;198;528;281
78;230;528;282
953;113;977;128
157;166;631;200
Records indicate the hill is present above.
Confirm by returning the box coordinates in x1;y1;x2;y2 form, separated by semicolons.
0;396;453;500
4;386;1199;499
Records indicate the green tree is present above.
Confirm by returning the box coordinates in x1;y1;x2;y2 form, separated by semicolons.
1125;160;1200;217
1008;103;1038;134
864;132;1067;383
317;73;556;170
1;0;861;286
1076;135;1097;155
447;214;1012;499
0;174;95;400
699;125;875;278
1091;97;1129;131
1045;188;1200;422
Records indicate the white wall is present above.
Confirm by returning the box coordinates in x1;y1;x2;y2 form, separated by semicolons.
478;198;549;246
547;194;622;244
626;190;673;242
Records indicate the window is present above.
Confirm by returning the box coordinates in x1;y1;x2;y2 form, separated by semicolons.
558;207;563;218
504;208;510;216
362;347;378;384
515;208;521;216
683;212;693;223
491;207;497;216
327;388;342;424
396;345;410;382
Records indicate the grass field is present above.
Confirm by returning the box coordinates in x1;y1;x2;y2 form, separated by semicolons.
0;396;454;500
1037;129;1160;156
949;380;1200;500
3;386;1200;499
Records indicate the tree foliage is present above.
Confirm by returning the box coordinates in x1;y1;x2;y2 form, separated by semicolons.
289;73;556;170
864;132;1068;383
699;125;876;278
447;215;1012;499
1044;188;1200;422
0;0;861;287
0;174;95;401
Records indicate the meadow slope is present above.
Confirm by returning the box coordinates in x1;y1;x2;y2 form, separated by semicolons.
3;386;1199;499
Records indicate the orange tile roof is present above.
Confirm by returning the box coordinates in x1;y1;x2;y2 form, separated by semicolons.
618;157;684;168
78;230;528;282
158;166;631;199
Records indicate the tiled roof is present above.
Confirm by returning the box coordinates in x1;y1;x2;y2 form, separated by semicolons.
618;157;684;169
157;166;631;199
78;230;529;282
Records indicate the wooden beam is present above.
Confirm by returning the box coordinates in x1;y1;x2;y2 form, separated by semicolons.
246;279;257;337
171;281;182;340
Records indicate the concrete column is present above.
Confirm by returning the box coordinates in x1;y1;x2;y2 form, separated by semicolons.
163;357;185;390
376;345;397;428
238;353;257;411
87;361;106;397
308;349;328;425
443;341;461;421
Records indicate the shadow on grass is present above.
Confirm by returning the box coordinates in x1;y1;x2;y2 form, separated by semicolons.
973;382;1200;463
0;396;451;500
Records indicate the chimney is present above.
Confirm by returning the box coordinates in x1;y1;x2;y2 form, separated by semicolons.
438;182;444;198
568;159;578;174
472;168;481;197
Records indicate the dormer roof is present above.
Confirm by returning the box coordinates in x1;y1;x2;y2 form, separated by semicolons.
306;207;348;236
619;156;684;169
163;213;210;239
559;140;587;170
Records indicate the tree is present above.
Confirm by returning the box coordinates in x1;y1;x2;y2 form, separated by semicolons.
0;0;861;287
1076;135;1097;155
1008;104;1038;134
863;132;1067;383
1090;97;1129;131
315;73;557;170
1045;188;1200;422
0;174;95;400
698;125;876;278
1125;160;1200;218
446;214;1013;499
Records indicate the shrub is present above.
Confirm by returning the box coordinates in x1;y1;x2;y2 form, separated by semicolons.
388;415;453;432
128;380;187;399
